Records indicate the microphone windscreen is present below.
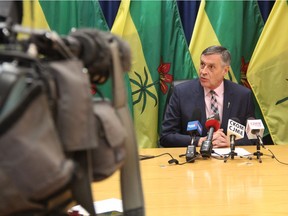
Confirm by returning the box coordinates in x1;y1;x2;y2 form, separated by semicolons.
205;118;220;131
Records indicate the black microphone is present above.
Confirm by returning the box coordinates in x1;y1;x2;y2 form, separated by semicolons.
185;108;202;162
200;114;220;158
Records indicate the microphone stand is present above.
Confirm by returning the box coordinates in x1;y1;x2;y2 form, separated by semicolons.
179;134;199;163
224;135;252;162
252;135;274;163
190;134;200;157
224;135;239;162
253;139;263;163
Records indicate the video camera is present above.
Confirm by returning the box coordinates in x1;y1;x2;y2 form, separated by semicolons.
0;2;144;216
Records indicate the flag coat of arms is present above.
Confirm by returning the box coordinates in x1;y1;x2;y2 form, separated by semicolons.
112;0;197;148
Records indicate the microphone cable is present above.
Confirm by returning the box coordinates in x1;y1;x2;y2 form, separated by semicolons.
261;146;288;166
211;150;225;160
139;152;201;165
139;153;179;164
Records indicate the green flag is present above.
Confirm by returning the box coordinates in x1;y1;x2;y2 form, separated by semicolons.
39;0;109;34
189;0;264;82
247;1;288;144
189;0;266;134
111;0;197;148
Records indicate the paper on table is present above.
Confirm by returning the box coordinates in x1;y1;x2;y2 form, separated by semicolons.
68;198;123;215
212;147;252;156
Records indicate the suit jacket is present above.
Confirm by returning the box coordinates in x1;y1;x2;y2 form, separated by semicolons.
160;78;255;147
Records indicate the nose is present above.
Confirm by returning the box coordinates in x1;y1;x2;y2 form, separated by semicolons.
200;66;208;76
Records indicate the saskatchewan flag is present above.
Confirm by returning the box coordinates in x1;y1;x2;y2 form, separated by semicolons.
111;0;197;148
189;0;268;135
189;0;264;83
247;0;288;144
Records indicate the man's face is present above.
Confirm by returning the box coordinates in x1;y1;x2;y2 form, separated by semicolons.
199;54;229;89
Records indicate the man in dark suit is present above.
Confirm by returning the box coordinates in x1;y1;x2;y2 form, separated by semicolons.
160;45;255;148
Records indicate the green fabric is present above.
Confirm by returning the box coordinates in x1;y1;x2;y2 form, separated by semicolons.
129;0;197;134
247;0;288;143
39;0;109;34
206;0;264;82
205;0;267;135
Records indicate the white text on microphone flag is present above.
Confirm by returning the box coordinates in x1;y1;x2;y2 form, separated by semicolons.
187;121;203;135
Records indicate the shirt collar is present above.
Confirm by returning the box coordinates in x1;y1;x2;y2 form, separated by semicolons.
204;81;224;97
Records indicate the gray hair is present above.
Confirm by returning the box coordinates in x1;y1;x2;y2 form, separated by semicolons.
201;45;231;66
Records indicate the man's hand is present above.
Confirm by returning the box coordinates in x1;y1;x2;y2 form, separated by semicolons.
212;129;229;148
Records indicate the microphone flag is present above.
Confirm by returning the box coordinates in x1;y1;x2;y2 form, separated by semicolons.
227;119;245;140
246;119;264;139
187;121;203;136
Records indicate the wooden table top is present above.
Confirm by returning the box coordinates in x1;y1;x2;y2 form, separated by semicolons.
92;145;288;216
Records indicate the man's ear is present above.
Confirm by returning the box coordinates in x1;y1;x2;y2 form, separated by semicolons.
223;65;230;76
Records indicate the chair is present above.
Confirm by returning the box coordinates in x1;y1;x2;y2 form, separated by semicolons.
163;79;191;120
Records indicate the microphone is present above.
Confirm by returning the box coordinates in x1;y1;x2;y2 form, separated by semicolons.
246;117;265;147
227;118;245;153
200;114;220;158
187;120;203;137
185;109;202;162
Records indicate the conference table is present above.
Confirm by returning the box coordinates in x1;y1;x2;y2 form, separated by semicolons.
91;145;288;216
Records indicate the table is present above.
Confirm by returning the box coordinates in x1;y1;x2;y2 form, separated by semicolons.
91;145;288;216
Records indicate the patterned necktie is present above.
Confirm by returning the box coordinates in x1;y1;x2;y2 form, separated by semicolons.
210;90;219;115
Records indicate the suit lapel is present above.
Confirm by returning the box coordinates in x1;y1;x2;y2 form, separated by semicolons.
222;80;233;128
194;81;207;123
